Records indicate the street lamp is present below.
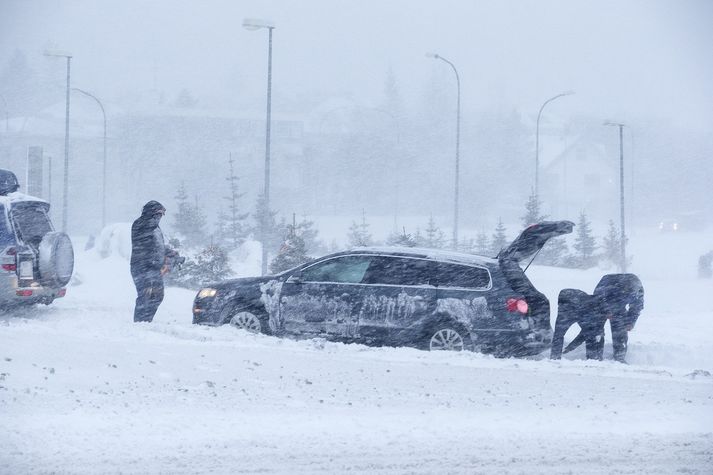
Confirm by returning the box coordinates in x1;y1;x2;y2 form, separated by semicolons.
72;87;107;228
44;49;72;233
535;91;574;198
243;17;275;276
604;120;627;272
426;52;460;250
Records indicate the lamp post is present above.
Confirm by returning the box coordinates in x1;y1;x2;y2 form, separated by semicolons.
535;91;573;198
243;17;275;276
44;50;72;233
72;87;107;228
604;121;627;272
426;52;460;250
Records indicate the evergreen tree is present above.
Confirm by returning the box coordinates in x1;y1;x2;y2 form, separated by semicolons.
224;153;249;249
191;244;232;286
347;212;373;247
537;237;571;267
270;217;311;274
602;220;622;268
458;237;475;254
213;208;231;249
573;211;597;268
252;193;285;257
382;65;404;121
521;191;547;227
421;216;445;249
475;230;489;256
490;218;509;256
386;227;417;247
296;215;322;255
172;182;207;248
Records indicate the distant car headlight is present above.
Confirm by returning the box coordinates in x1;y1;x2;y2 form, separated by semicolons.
198;288;218;298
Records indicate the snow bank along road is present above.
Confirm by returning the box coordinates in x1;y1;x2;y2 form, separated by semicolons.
2;235;713;474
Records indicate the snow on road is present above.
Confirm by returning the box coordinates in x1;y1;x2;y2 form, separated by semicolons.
1;232;712;474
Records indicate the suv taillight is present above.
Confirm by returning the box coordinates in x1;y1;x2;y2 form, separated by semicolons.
506;298;529;314
2;247;16;272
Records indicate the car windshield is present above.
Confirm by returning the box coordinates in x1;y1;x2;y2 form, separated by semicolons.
10;202;52;246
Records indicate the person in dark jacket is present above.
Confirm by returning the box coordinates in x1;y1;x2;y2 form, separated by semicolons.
557;273;645;363
131;201;169;323
592;273;644;363
550;288;607;360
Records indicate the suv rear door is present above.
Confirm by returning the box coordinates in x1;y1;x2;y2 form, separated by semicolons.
499;220;574;262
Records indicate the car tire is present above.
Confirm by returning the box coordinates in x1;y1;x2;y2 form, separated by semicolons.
423;321;472;352
227;310;265;334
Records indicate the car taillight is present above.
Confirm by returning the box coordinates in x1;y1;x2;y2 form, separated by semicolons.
506;298;529;314
2;247;16;272
16;289;33;297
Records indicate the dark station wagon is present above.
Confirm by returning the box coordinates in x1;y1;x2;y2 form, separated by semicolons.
192;221;573;356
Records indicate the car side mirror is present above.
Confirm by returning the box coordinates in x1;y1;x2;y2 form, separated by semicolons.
286;270;303;284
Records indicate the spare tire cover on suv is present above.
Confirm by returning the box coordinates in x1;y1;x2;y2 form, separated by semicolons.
38;232;74;287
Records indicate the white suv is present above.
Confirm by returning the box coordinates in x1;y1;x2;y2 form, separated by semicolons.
0;169;74;307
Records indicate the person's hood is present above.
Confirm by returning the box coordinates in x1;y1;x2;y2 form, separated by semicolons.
141;200;166;217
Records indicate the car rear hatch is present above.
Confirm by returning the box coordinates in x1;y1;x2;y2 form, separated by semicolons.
9;200;53;284
498;220;575;335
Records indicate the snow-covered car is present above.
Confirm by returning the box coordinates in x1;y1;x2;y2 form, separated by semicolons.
0;169;74;307
192;221;573;356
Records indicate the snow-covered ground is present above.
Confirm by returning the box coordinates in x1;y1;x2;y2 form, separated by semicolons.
1;229;712;473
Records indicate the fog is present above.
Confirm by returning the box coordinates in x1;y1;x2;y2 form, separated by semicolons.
1;0;712;242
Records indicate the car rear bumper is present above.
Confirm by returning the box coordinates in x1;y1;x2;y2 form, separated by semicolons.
0;273;66;305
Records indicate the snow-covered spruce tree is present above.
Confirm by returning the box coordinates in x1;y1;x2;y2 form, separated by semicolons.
224;153;249;249
190;244;233;287
601;219;622;268
537;237;571;267
421;216;445;249
251;193;286;258
521;191;547;227
172;182;207;248
490;218;509;256
386;227;417;247
475;230;489;256
573;211;597;268
270;220;312;274
213;208;231;249
347;213;373;247
458;237;475;254
296;215;322;255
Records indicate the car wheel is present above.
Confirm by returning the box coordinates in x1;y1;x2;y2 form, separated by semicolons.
427;325;470;352
229;311;263;334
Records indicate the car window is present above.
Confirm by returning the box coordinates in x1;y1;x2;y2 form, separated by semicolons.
363;256;435;286
10;202;53;246
300;255;372;284
435;262;491;290
0;205;14;247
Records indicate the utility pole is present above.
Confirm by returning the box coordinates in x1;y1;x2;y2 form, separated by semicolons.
605;121;627;272
44;50;73;232
426;52;460;249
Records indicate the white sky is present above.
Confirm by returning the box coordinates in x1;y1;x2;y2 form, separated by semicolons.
1;0;712;129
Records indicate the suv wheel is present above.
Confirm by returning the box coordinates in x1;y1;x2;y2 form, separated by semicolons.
427;325;470;352
229;311;263;334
